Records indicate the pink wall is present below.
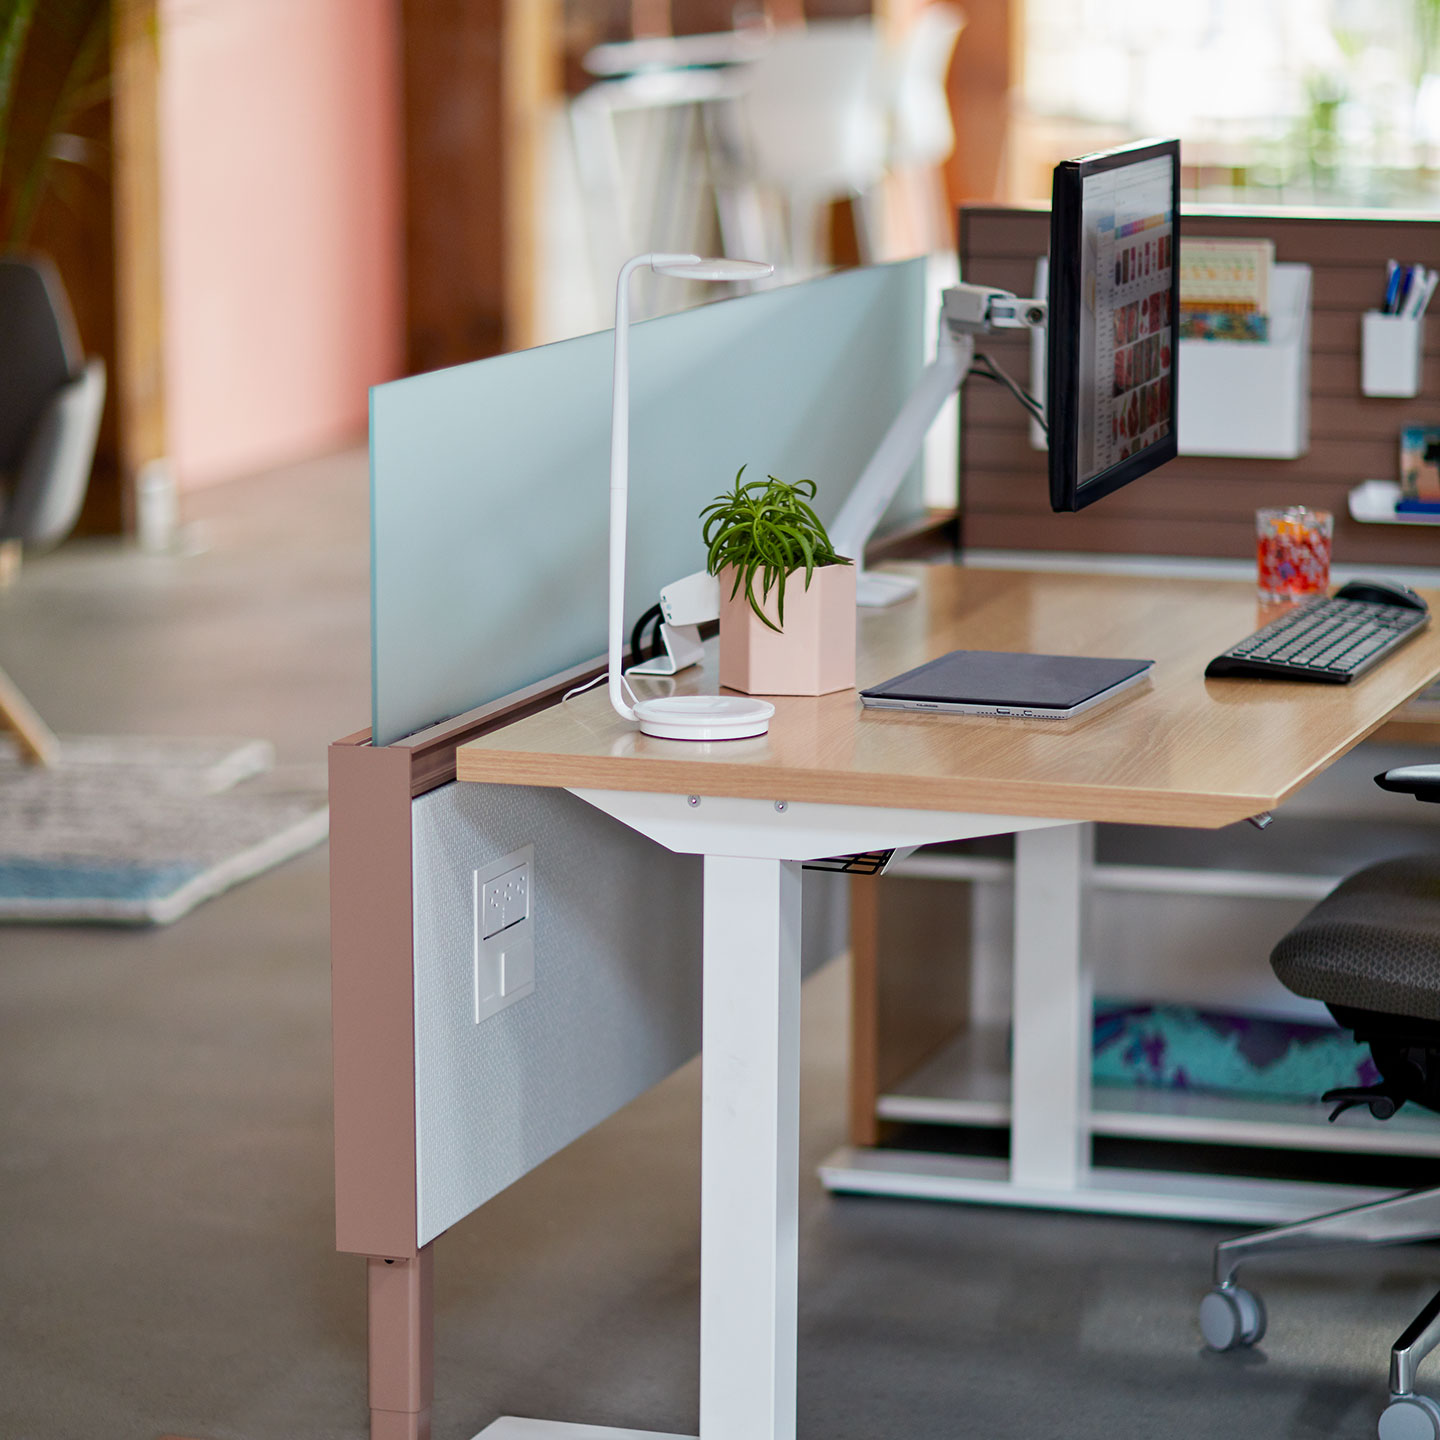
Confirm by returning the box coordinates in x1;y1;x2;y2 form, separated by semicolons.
160;0;403;490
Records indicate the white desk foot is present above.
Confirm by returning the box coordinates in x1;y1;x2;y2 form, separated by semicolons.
818;1146;1403;1225
472;1421;693;1440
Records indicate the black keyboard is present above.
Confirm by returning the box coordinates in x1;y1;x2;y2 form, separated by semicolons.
1205;594;1429;683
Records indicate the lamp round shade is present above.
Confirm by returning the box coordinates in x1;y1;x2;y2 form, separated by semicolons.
653;258;774;282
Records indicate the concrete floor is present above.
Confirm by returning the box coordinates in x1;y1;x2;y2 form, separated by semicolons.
1;450;1437;1440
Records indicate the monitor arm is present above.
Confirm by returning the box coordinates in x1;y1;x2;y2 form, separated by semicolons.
633;284;1047;675
828;283;1047;607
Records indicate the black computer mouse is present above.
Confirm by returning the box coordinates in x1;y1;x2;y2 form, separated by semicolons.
1334;578;1430;612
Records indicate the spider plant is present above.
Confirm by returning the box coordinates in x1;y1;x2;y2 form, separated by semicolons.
701;466;850;633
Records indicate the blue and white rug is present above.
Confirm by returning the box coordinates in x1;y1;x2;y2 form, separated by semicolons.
0;736;329;924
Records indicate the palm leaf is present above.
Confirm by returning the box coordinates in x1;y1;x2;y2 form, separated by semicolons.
8;0;107;246
0;0;38;192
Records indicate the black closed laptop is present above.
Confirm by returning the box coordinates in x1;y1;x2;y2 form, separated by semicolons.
861;649;1154;719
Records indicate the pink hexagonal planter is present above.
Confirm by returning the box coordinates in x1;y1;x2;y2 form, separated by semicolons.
717;563;856;696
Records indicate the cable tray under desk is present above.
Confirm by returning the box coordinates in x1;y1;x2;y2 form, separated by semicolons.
892;849;1339;902
877;1024;1440;1157
888;815;1440;902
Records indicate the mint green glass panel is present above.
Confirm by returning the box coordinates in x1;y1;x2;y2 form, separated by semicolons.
371;259;928;746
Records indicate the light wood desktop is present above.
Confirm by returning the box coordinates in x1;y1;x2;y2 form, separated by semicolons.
459;566;1440;826
455;564;1440;1440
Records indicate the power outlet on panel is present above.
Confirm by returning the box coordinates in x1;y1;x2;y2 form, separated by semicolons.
480;864;529;939
473;845;535;1024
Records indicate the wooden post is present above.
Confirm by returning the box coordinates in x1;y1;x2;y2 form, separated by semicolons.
503;0;562;353
111;0;166;531
849;872;973;1149
945;0;1021;205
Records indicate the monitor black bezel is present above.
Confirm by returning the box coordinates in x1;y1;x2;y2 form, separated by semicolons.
1047;138;1180;513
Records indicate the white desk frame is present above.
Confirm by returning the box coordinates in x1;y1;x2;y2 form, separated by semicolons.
472;787;1402;1440
472;794;1393;1440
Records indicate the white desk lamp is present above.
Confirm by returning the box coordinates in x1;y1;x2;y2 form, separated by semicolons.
608;252;778;741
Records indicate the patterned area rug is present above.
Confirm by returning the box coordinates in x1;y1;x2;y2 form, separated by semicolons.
0;736;329;924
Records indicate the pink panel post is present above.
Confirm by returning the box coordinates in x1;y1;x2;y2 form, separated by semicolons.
368;1247;434;1440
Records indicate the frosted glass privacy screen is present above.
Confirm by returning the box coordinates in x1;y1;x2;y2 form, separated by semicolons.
370;259;928;747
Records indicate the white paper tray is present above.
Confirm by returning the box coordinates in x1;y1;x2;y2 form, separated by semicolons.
1177;264;1311;459
1349;479;1440;526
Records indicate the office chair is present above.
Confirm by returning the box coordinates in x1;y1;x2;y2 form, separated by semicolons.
0;255;105;552
884;4;966;256
1199;763;1440;1440
730;20;890;280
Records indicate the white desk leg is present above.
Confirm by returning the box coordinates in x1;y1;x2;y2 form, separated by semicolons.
700;855;802;1440
1010;823;1093;1191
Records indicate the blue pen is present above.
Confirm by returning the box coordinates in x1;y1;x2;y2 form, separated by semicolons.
1384;259;1402;312
1396;265;1417;315
1388;267;1411;318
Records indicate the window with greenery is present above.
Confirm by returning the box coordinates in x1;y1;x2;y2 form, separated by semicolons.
1020;0;1440;209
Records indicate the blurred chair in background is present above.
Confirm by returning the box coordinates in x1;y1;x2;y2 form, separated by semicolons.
568;25;771;326
0;256;105;562
0;256;97;766
570;64;751;324
885;4;966;257
555;8;967;332
730;19;890;280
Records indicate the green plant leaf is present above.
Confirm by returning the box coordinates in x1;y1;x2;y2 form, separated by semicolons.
702;466;850;630
0;0;38;196
8;0;107;246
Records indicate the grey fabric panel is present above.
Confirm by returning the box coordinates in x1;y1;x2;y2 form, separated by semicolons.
412;780;704;1247
0;257;81;472
412;780;849;1248
1271;854;1440;1019
0;361;105;546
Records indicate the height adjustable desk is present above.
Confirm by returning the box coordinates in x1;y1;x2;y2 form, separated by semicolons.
456;563;1440;1440
344;254;1440;1440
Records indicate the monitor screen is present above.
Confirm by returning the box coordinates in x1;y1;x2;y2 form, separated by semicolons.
1047;139;1179;512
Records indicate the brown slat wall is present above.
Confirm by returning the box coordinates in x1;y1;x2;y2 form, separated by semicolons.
959;207;1440;566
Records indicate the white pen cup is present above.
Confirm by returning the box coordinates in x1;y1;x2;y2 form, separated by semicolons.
1362;311;1424;397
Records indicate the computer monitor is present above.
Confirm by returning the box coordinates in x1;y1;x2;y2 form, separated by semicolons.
1047;138;1180;513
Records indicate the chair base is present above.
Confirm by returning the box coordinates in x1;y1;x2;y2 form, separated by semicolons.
1205;1185;1440;1434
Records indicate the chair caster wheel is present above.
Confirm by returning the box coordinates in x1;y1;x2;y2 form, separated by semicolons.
1379;1395;1440;1440
1199;1285;1267;1351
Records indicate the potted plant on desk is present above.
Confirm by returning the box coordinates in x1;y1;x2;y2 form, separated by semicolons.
702;466;856;695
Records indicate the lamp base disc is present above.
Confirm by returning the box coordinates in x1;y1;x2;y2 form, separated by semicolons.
634;694;773;741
